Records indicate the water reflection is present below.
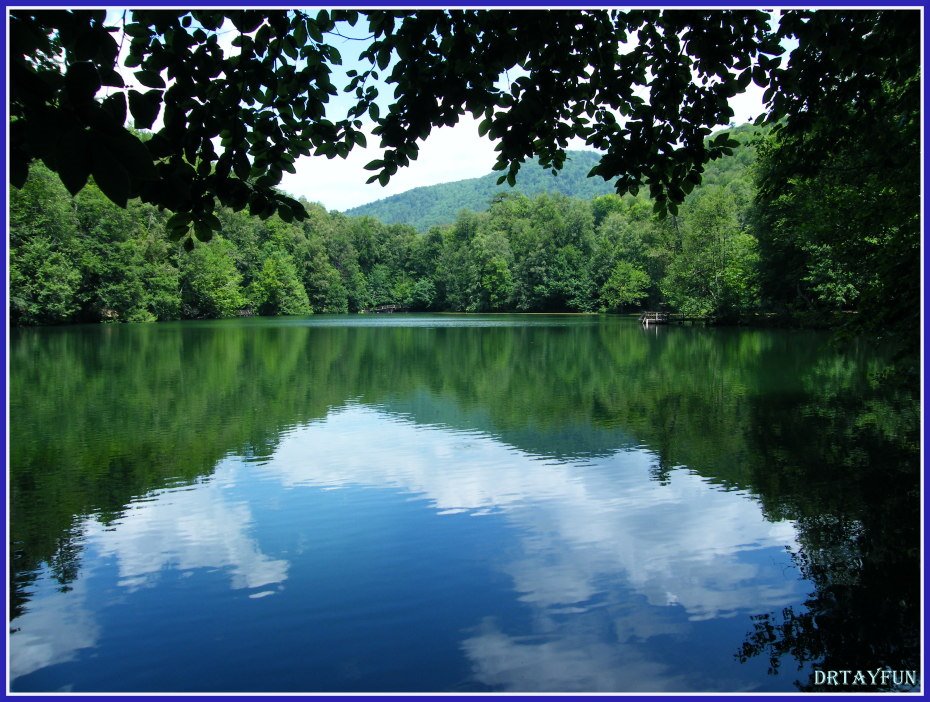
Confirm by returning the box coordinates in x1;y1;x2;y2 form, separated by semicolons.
86;465;288;594
9;316;919;691
11;458;290;686
10;575;99;683
11;407;806;691
269;407;802;621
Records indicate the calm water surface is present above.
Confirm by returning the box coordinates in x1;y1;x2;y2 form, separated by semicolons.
9;315;920;692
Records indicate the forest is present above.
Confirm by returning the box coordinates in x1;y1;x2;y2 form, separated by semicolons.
11;120;914;352
10;10;919;356
8;10;920;692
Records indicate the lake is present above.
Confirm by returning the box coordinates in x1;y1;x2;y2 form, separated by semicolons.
8;315;920;692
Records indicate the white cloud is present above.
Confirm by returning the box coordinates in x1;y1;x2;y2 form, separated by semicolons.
462;617;688;692
10;575;100;683
10;459;289;684
265;405;803;621
730;82;766;125
85;461;288;593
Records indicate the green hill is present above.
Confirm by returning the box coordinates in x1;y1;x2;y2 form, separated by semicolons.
343;125;764;230
344;150;614;230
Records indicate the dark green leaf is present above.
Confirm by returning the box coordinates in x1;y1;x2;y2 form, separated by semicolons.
55;129;90;196
65;62;101;103
306;19;323;43
91;145;130;208
194;220;214;242
294;20;307;47
166;212;192;232
10;150;29;188
128;89;161;129
376;46;390;71
124;22;152;38
100;67;125;87
135;70;166;89
102;92;127;126
249;195;267;217
234;153;251;181
231;11;263;34
166;222;190;241
734;68;752;91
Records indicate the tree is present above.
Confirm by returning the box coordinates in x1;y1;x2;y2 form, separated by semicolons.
9;162;84;324
510;195;595;311
10;237;82;324
591;206;652;299
662;187;759;320
304;250;349;314
10;8;824;242
406;278;436;311
248;248;311;316
601;261;650;313
180;238;246;318
465;230;514;312
752;14;918;349
366;264;394;308
94;239;161;322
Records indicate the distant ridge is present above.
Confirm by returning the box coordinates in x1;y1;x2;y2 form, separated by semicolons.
343;150;613;231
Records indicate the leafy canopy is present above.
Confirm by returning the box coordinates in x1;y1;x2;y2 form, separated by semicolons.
9;9;915;248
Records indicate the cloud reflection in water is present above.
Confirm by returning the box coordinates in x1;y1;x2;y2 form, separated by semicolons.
12;405;805;691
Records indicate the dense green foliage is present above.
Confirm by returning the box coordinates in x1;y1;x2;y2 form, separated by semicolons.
10;111;919;341
11;8;788;240
10;125;768;323
10;10;917;344
752;11;920;353
13;10;913;238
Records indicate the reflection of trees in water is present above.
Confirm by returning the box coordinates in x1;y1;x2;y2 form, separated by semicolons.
737;513;919;691
735;359;919;691
10;319;919;685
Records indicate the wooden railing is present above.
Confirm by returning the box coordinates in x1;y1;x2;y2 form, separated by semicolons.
364;304;406;314
639;311;710;326
639;311;669;326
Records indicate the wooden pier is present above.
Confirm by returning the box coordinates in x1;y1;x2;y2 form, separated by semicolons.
640;311;707;327
640;311;669;327
367;304;405;314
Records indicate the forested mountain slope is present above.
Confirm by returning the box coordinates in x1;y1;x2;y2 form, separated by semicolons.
343;126;762;231
344;151;611;230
